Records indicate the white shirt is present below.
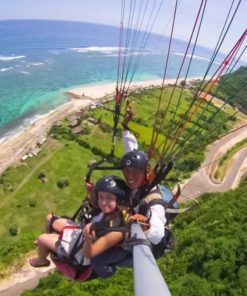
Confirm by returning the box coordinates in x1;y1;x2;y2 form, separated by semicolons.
134;202;166;245
122;130;166;245
122;130;138;153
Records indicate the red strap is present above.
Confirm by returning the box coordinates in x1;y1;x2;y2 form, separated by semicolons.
60;225;80;238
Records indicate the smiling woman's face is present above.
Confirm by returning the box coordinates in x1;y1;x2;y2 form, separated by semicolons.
97;191;117;214
122;167;146;190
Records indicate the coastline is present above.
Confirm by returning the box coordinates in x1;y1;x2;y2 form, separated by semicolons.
0;97;92;175
0;77;201;175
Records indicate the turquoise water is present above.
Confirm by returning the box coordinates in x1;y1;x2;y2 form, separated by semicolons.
0;20;240;141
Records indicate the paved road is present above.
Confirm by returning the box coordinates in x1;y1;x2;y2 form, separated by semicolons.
181;120;247;199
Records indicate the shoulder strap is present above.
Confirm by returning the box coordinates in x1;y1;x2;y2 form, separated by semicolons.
137;191;165;215
146;198;166;208
143;192;162;203
93;209;126;238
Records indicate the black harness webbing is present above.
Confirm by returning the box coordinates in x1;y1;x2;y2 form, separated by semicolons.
122;235;152;250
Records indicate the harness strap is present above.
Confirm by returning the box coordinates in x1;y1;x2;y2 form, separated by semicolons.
69;229;84;259
49;213;71;233
59;225;84;260
122;236;152;250
146;199;166;208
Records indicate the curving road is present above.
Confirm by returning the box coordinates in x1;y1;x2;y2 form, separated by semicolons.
181;120;247;199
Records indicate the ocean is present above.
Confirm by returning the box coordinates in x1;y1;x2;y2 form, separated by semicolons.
0;20;242;142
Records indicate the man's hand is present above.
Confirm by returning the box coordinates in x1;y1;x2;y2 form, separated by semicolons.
128;214;150;230
84;182;99;209
129;213;149;223
123;108;134;128
85;181;94;192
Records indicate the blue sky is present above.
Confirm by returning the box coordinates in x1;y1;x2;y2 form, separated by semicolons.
0;0;246;57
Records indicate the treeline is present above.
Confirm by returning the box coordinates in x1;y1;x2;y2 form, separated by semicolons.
23;177;247;296
160;177;247;295
214;66;247;113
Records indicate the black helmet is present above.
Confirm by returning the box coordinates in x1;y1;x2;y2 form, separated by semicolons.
120;150;148;170
94;175;130;201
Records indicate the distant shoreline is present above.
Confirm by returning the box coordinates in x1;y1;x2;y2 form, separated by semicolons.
0;77;203;175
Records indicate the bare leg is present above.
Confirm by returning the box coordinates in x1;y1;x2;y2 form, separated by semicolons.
45;213;73;233
33;214;76;246
45;213;53;233
52;218;75;233
30;233;60;267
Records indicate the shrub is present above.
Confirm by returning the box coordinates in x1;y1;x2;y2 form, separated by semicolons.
99;122;112;133
9;227;18;236
57;179;70;189
29;200;37;208
81;125;91;135
77;139;90;149
180;79;186;87
38;171;47;183
3;182;13;192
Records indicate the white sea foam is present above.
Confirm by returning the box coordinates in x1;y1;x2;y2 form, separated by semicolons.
19;71;31;75
29;62;45;66
0;109;56;145
0;67;13;72
174;52;211;61
71;47;161;57
51;51;60;55
147;48;161;53
0;136;8;145
106;52;139;57
44;58;54;64
25;62;45;68
173;52;221;65
0;55;26;61
71;46;121;54
23;112;49;125
106;48;161;57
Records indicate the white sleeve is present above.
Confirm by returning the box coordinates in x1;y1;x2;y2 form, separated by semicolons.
144;204;166;245
122;130;138;153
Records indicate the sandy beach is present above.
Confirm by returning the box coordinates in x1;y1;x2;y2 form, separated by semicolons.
0;97;88;175
0;75;243;176
0;77;197;175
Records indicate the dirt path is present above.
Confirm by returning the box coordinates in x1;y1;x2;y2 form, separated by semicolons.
0;255;55;296
181;120;247;199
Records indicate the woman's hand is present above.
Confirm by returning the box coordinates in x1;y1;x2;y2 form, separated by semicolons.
83;223;95;240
